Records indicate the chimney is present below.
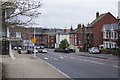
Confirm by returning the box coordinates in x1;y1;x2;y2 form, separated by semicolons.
96;12;99;19
70;25;73;31
77;24;81;29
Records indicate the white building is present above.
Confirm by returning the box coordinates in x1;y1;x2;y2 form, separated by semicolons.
55;29;70;48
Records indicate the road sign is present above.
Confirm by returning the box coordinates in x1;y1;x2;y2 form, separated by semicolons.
31;38;36;43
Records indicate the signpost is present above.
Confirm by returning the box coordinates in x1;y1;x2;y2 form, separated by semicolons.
32;38;36;44
32;28;37;59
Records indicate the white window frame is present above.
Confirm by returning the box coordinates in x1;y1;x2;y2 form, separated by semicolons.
111;42;116;48
103;31;109;39
103;41;110;48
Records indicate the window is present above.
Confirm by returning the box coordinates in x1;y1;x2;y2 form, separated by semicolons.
103;41;110;48
111;31;114;39
111;31;118;39
114;31;118;39
111;42;116;48
103;31;109;39
16;32;21;38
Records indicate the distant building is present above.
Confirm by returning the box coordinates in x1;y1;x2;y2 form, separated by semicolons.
55;29;70;48
69;24;92;51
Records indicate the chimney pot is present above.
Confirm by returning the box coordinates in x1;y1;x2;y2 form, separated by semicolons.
96;12;99;19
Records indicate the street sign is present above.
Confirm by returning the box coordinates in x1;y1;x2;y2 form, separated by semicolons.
31;38;36;43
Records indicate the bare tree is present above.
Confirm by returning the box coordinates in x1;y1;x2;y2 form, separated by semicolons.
1;0;42;27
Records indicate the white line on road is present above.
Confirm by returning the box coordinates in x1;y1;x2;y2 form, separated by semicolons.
54;58;58;60
113;65;120;68
78;58;104;65
89;61;104;65
60;57;64;59
44;57;48;60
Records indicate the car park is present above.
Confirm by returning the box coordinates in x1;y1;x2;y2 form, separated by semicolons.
88;47;100;54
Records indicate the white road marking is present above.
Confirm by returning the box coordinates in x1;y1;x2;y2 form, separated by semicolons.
54;58;58;60
89;61;104;65
44;57;48;60
113;65;120;68
78;58;104;65
60;57;64;59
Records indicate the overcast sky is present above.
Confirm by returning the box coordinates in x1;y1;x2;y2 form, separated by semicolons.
33;0;119;29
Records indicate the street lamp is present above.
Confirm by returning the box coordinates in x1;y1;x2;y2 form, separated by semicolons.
33;27;36;59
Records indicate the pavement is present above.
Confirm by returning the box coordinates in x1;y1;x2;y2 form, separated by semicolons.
1;50;68;79
76;52;119;60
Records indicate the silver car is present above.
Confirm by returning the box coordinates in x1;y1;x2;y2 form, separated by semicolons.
88;47;100;54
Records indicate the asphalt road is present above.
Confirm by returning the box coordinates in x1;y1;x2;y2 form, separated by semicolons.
37;49;119;79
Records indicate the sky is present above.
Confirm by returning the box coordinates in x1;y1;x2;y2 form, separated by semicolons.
32;0;119;29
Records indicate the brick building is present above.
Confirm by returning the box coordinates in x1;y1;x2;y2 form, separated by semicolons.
70;12;117;51
88;12;117;47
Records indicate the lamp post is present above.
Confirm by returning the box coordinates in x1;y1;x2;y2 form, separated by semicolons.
33;27;36;59
118;19;120;48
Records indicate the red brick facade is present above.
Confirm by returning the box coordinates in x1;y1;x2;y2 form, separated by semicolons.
90;12;117;47
70;12;117;51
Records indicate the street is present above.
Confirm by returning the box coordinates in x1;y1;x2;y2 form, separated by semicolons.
37;49;119;79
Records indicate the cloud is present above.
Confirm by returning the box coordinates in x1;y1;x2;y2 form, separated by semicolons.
33;0;119;29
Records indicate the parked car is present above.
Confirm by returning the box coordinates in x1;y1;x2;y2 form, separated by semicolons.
27;48;38;54
38;48;47;53
88;47;100;54
13;47;17;50
54;48;70;53
27;48;33;54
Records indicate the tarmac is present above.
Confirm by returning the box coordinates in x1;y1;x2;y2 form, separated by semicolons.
1;50;68;79
76;52;119;60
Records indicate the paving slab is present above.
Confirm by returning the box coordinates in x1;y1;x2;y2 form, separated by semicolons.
0;55;2;80
2;50;68;78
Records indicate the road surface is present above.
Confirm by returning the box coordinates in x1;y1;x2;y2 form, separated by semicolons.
37;49;119;79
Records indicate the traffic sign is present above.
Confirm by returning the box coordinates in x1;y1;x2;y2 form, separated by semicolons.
31;38;36;43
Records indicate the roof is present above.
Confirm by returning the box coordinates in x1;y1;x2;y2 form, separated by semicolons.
89;12;111;27
102;23;118;31
56;29;70;35
69;28;79;34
